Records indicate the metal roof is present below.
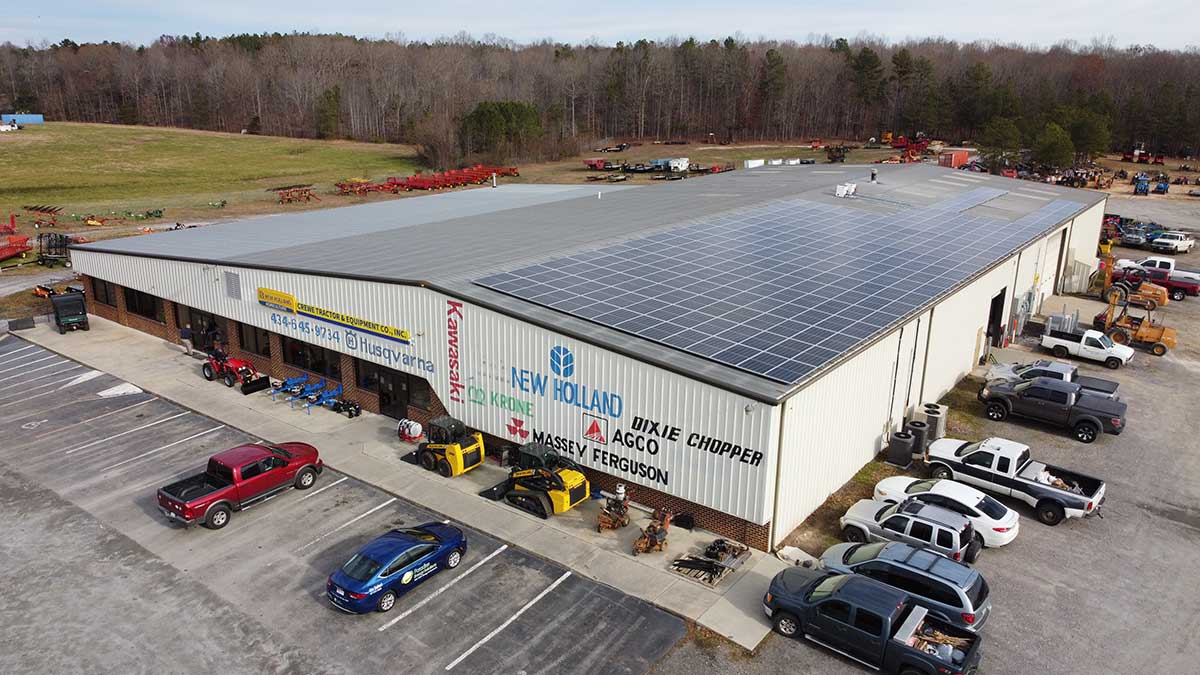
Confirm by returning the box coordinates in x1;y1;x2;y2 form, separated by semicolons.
76;164;1105;403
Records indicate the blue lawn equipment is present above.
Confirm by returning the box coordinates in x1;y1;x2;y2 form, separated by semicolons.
282;378;325;404
1134;178;1150;196
1153;180;1169;194
270;376;307;401
297;384;344;414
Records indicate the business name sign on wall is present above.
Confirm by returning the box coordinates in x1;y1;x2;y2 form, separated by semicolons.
257;287;411;344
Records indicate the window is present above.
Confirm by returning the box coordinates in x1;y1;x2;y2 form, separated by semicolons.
282;336;340;379
977;495;1008;520
817;600;852;625
241;460;263;480
805;575;850;602
341;554;382;582
1084;337;1102;349
265;456;287;470
925;580;962;607
905;479;938;495
1048;390;1070;404
845;543;888;566
936;529;954;549
882;516;908;533
123;287;164;322
93;279;118;307
963;451;994;469
1023;387;1050;401
853;610;883;636
908;521;934;543
239;322;271;358
355;359;434;411
996;456;1010;474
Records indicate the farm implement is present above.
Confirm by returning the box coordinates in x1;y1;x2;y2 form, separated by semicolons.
271;185;320;204
334;165;519;196
201;350;272;394
23;205;62;229
0;235;32;264
292;384;344;414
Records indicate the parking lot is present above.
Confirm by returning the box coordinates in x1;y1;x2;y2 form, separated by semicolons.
0;336;685;675
654;245;1200;674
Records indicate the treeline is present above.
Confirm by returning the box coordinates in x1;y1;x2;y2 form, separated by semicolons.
2;33;1200;166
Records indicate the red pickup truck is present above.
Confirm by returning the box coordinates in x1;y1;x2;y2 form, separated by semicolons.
1112;265;1200;301
157;443;323;529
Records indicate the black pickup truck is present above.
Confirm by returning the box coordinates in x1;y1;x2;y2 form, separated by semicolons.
978;376;1127;443
764;565;982;675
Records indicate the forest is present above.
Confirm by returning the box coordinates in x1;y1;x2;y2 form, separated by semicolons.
2;33;1199;167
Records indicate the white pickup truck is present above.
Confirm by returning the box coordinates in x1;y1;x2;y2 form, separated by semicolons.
1116;255;1200;284
1040;328;1134;369
1149;231;1195;254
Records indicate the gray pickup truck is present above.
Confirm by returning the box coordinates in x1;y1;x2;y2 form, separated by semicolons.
764;565;982;674
984;359;1119;399
978;377;1126;443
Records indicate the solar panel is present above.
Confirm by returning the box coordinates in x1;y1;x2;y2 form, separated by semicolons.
476;196;1085;385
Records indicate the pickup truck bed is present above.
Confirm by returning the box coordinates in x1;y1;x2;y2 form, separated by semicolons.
160;473;231;503
1017;461;1104;498
1073;374;1119;396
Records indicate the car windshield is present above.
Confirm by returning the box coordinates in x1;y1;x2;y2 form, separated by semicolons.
341;553;383;582
806;575;849;602
905;479;938;495
976;495;1008;520
966;575;989;607
1097;334;1115;348
844;542;888;565
877;503;900;521
954;441;981;458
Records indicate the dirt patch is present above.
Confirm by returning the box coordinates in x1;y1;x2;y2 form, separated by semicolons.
943;375;987;438
0;288;52;320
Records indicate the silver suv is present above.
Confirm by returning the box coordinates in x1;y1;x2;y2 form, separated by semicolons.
840;498;981;563
820;541;993;632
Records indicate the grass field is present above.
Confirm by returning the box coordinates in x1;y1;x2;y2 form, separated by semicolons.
0;122;419;233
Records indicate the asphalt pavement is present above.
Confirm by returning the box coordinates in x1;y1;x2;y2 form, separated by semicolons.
0;335;685;675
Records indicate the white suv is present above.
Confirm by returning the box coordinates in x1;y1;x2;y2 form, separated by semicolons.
1150;231;1195;253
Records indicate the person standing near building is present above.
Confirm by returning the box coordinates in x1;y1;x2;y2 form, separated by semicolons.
180;323;194;356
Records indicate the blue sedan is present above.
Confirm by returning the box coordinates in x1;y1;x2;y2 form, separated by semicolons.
326;523;467;613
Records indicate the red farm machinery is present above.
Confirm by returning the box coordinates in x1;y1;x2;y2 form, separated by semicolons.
335;164;519;196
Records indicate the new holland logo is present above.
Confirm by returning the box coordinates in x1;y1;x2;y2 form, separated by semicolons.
582;413;608;444
507;417;530;439
549;345;575;378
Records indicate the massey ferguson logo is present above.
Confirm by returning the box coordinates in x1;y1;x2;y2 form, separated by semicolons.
583;413;608;444
506;417;530;439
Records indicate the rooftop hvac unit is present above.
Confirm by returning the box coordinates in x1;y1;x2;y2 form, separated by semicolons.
886;431;915;468
919;403;949;440
905;420;930;459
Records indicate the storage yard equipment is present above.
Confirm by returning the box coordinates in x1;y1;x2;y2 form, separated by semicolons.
826;145;847;163
272;185;319;204
335;165;519;196
201;350;272;394
1092;299;1177;356
669;538;749;586
0;235;32;263
939;150;969;168
416;416;485;477
50;291;89;334
1091;255;1169;311
36;232;71;267
632;509;672;556
24;205;61;229
297;384;344;414
1134;178;1150;195
480;443;590;519
597;483;632;532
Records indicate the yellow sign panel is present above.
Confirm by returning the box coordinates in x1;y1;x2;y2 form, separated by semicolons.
256;287;296;313
257;287;411;345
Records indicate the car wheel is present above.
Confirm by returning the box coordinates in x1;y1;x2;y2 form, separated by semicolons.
974;532;986;550
1151;342;1168;356
446;549;463;569
1052;345;1068;358
202;363;215;381
772;611;801;638
985;402;1008;421
204;505;231;530
294;468;317;490
842;526;867;543
1171;289;1185;301
377;590;397;613
1073;421;1099;444
437;459;453;477
222;372;236;387
1104;357;1122;370
418;450;437;472
1036;501;1065;526
930;464;953;480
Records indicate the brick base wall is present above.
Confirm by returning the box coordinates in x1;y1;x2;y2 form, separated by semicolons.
582;470;771;551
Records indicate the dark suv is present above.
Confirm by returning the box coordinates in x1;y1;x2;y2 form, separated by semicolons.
819;541;992;632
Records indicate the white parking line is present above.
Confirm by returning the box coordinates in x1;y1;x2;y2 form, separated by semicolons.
32;397;159;440
0;358;65;382
0;353;57;375
378;545;508;632
444;571;572;670
0;378;92;407
293;498;397;553
0;368;84;405
297;476;348;501
0;344;38;364
0;364;84;389
63;411;191;455
99;425;227;472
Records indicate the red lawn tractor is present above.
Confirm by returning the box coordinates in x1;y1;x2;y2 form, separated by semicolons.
202;349;272;394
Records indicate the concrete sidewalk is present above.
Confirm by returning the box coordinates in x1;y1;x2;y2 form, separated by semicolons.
13;316;795;651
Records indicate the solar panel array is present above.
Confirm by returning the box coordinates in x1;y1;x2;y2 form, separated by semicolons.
476;194;1084;385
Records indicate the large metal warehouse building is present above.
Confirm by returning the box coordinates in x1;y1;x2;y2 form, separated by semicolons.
72;164;1105;549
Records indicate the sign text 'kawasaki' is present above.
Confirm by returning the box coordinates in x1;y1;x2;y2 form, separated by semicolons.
511;346;623;418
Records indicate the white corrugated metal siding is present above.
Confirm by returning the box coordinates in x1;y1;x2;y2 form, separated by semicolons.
72;251;779;523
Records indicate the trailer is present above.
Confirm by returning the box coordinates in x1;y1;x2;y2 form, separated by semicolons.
939;150;969;169
0;235;32;263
